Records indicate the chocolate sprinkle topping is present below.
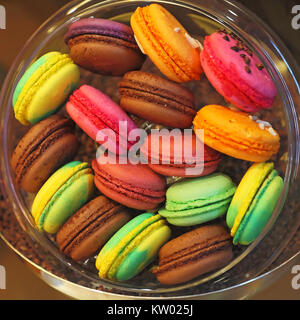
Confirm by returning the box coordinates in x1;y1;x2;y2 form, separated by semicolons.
257;63;264;70
245;66;251;74
231;46;240;52
244;56;251;65
223;35;230;41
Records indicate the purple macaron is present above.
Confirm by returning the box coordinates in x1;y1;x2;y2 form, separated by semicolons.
65;18;145;76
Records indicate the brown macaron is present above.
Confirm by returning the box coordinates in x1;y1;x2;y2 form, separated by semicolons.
64;18;145;76
118;71;196;128
56;195;131;261
11;115;80;193
153;224;233;285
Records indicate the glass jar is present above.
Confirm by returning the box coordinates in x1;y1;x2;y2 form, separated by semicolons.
0;0;299;299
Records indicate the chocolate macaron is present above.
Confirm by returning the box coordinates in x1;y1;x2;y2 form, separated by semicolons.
65;18;145;76
118;71;196;128
57;195;131;261
11;115;80;193
153;224;233;285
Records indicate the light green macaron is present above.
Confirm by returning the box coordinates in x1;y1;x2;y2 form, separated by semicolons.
31;161;94;234
96;213;171;281
13;51;80;125
159;173;236;226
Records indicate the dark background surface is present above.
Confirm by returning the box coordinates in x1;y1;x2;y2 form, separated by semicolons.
0;0;299;300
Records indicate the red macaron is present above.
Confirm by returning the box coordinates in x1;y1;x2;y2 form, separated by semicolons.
140;131;222;177
92;153;166;210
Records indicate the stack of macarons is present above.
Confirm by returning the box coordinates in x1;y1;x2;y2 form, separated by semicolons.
10;3;284;286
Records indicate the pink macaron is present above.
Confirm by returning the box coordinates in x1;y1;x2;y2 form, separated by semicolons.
66;85;138;155
200;29;277;113
140;131;222;177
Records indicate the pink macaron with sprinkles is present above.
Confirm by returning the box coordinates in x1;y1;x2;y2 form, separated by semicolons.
200;29;277;113
66;85;138;155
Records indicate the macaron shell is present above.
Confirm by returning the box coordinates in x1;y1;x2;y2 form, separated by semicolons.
92;154;166;210
41;169;94;234
14;53;80;125
65;18;145;76
65;18;136;42
113;223;171;281
32;161;88;225
140;131;221;177
96;213;156;277
94;178;163;210
226;162;274;235
17;133;79;193
131;4;202;82
158;224;229;260
158;173;236;226
11;115;79;193
56;195;131;261
165;173;236;208
67;210;130;261
119;71;196;128
193;105;280;162
119;95;194;129
66;85;138;154
201;31;276;112
26;62;80;124
159;198;232;226
154;225;232;285
13;52;59;106
233;174;283;245
147;162;218;178
67;35;145;76
156;246;232;285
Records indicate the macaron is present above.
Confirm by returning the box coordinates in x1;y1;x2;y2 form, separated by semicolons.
118;71;196;128
31;161;94;234
64;18;145;76
92;153;166;210
200;29;277;112
66;85;139;155
131;4;202;83
226;162;283;245
13;51;80;125
159;173;236;226
56;195;131;261
11;115;80;193
193;105;280;162
96;213;171;281
140;131;222;177
153;224;233;285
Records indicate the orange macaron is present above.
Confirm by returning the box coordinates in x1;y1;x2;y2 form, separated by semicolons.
131;4;202;83
193;105;280;162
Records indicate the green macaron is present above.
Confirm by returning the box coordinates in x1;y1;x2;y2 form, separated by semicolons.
226;162;283;245
31;161;94;234
96;213;171;281
159;173;236;226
